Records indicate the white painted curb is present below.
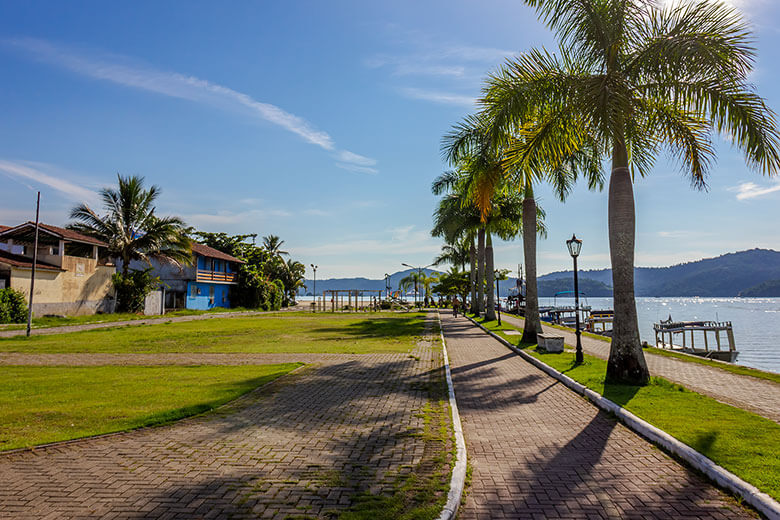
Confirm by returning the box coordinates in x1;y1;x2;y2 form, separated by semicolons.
437;312;467;520
466;315;780;520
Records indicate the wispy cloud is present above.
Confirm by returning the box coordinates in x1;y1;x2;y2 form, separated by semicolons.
400;87;476;107
335;163;379;175
183;208;292;228
729;180;780;200
8;37;376;171
0;159;96;203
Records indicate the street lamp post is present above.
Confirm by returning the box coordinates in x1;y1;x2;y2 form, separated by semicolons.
384;273;390;299
401;262;433;307
310;264;318;312
495;271;501;326
566;234;583;364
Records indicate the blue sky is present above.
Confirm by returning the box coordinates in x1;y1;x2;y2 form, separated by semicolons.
1;0;779;279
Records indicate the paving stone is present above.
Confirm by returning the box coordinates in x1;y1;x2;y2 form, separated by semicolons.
440;314;752;520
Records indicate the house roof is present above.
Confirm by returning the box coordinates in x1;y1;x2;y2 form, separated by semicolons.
191;243;246;264
0;249;65;272
0;222;107;247
0;225;10;233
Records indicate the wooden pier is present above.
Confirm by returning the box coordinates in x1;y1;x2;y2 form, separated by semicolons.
653;317;738;363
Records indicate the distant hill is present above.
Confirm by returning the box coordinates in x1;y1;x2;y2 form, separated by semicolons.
539;248;780;297
302;249;780;298
739;279;780;297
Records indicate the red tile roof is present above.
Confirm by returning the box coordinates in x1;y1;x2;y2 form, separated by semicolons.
0;222;107;247
191;243;246;264
0;249;65;272
0;225;10;233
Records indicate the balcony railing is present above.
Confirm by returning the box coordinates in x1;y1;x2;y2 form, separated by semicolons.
196;270;238;283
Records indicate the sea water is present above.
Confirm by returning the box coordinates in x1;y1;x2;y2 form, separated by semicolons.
538;296;780;374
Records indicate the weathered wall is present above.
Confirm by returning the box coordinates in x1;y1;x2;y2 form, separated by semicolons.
10;257;114;316
143;289;164;316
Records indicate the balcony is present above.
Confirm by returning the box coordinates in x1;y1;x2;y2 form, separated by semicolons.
196;270;238;284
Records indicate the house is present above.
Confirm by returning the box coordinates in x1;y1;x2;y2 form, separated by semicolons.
0;222;114;315
125;243;245;311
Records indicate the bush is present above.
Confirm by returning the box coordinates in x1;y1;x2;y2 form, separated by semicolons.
271;280;284;311
0;288;28;323
235;266;284;311
112;269;159;313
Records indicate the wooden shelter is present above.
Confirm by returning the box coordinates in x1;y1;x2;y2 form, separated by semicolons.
322;289;384;312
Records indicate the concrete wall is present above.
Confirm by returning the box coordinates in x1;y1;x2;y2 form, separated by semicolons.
9;257;114;316
143;290;164;316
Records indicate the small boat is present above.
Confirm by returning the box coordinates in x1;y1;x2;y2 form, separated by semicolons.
586;309;614;337
540;291;592;329
652;316;739;363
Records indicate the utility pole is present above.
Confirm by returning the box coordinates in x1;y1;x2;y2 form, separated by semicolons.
26;192;40;337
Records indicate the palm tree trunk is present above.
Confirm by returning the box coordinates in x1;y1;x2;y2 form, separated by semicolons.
606;139;650;385
521;193;543;344
476;227;485;316
485;233;496;321
469;236;477;314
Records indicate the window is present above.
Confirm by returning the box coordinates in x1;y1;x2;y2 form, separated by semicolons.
209;286;215;305
190;284;198;298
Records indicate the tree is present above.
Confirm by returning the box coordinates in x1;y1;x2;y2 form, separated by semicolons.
433;238;470;271
69;175;191;312
442;119;561;329
432;267;470;304
481;0;780;384
262;235;288;257
282;259;306;305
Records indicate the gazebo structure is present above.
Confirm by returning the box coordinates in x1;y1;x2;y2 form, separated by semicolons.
321;289;384;312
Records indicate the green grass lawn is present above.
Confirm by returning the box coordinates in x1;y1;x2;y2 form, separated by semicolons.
0;312;429;354
0;364;300;451
475;317;780;502
503;314;780;385
0;306;254;331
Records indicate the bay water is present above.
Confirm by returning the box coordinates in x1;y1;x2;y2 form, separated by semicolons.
539;296;780;374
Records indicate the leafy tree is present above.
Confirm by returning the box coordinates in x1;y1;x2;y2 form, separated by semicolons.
0;288;28;324
432;267;470;303
69;174;191;312
262;235;288;257
111;268;159;314
480;0;780;384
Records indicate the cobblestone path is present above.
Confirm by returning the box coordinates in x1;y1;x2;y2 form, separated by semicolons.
441;314;750;520
502;314;780;423
0;327;444;519
0;352;377;366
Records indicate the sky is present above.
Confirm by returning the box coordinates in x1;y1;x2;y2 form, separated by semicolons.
1;0;780;279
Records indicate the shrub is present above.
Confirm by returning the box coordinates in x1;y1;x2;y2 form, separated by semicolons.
0;288;28;323
271;279;284;311
112;269;159;313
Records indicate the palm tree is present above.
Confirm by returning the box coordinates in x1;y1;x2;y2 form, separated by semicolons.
443;117;575;337
481;0;780;384
68;174;191;278
433;238;470;271
283;259;306;304
262;235;288;257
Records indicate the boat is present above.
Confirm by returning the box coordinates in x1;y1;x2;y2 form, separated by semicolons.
652;316;739;363
540;291;592;329
586;309;614;336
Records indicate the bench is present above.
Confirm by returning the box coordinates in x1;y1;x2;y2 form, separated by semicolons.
537;333;564;353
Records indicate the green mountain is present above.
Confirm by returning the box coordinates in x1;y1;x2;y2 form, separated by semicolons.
739;279;780;297
539;248;780;297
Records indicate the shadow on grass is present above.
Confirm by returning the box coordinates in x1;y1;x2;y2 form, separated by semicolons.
308;316;427;340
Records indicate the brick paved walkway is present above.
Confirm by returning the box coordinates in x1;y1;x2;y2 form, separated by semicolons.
441;314;750;519
0;352;378;366
0;327;444;518
502;314;780;423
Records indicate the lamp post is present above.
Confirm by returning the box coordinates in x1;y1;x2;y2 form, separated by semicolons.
566;234;583;364
310;264;318;311
401;262;433;306
495;270;501;326
384;273;390;299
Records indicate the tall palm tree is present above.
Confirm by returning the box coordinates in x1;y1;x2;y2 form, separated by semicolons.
443;117;579;339
68;174;191;278
433;238;470;271
481;0;780;384
262;235;288;257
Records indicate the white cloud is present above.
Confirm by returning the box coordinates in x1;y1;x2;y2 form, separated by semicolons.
0;159;96;203
335;163;379;175
184;208;292;228
729;180;780;200
400;87;476;107
8;38;377;171
334;150;377;167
